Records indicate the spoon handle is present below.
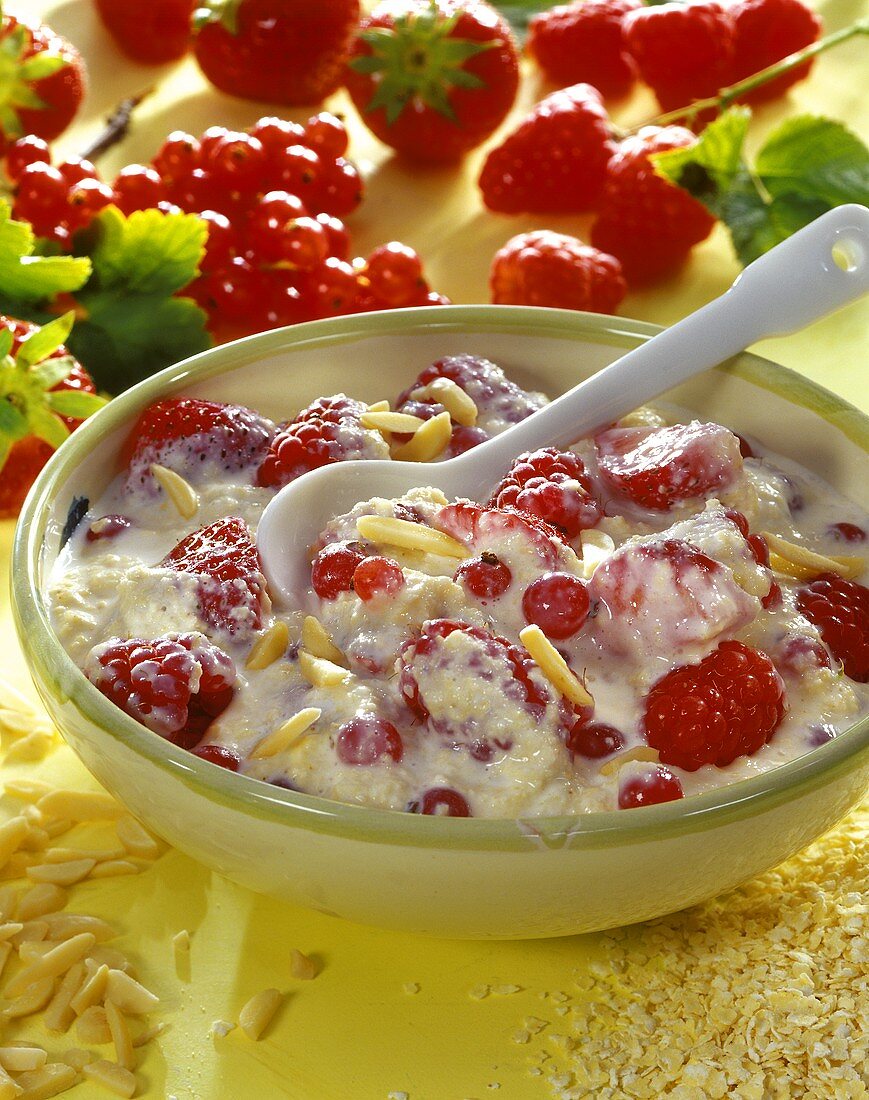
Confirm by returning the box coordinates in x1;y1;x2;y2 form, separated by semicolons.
463;203;869;465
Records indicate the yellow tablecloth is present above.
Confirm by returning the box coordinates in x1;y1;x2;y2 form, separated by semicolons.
2;1;867;1096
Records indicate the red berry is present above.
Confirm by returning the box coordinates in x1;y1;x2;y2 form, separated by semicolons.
14;161;67;227
57;157;98;186
618;766;683;808
250;117;306;153
622;1;735;113
644;640;786;771
86;514;132;543
567;718;625;758
95;0;194;63
5;135;50;181
311;257;363;317
796;573;869;683
454;553;513;602
336;716;403;765
193;744;241;770
84;632;235;745
66;178;114;230
274;216;330;270
490;230;626;315
445;424;488;457
315;213;350;260
311;541;366;600
591;126;716;284
295;395;368;425
827;522;866;544
201;131;265;191
527;0;640;99
522;572;590;639
303;112;349;159
479;84;616;214
729;0;822;104
365;242;426;307
199;210;238;272
409;787;471;817
152;131;200;182
353;556;405;601
491;446;601;536
112;164;166;214
436;501;566;571
319;157;364;216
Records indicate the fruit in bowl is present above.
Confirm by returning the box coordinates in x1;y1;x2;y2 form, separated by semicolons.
12;307;869;938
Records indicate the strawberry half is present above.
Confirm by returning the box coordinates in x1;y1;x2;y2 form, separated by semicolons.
434;501;567;570
0;312;105;518
160;516;268;636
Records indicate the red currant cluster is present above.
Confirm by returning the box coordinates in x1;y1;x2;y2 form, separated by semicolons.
5;113;448;343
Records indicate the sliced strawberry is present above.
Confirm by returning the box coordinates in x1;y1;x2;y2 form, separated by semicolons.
595;420;743;510
161;516;267;636
123;397;275;489
434;501;566;570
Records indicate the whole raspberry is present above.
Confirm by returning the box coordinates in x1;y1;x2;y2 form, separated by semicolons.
729;0;822;104
490;446;601;536
796;573;869;683
490;230;626;316
644;641;786;771
527;0;640;100
622;1;735;113
478;84;616;214
85;632;236;747
590;126;717;284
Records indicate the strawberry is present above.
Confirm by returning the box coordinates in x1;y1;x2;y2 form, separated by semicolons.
192;0;361;105
94;0;195;64
0;10;85;152
527;0;640;100
0;313;105;519
434;501;567;570
590;125;717;284
478;84;616;213
490;230;626;315
728;0;822;104
161;516;268;636
345;0;520;162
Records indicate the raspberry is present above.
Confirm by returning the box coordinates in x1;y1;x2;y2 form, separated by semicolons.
478;84;616;214
643;640;786;770
527;0;640;99
618;766;684;808
85;632;235;746
590;126;717;284
622;1;735;113
311;541;366;600
796;573;869;683
352;556;405;601
294;394;368;425
595;421;743;510
336;716;404;765
729;0;822;105
490;230;626;315
408;787;471;817
491;446;601;536
454;553;513;602
522;572;590;639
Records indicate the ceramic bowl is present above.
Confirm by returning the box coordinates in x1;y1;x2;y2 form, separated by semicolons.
12;306;869;939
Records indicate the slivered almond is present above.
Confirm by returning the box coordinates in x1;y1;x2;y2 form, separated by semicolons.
76;1005;111;1045
82;1059;137;1098
617;406;668;429
43;846;125;864
5;932;95;998
298;651;350;688
391;410;452;462
0;888;15;923
89;860;139;879
0;1063;19;1100
70;964;109;1016
301;617;345;665
357;515;468;559
43;960;85;1033
599;746;661;776
12;1062;76;1098
5;730;56;762
26;859;95;887
579;530;615;580
519;625;593;708
0;943;11;983
105;999;135;1071
2;975;55;1018
0;1046;47;1073
360;410;426;434
763;532;863;581
251;708;321;759
0;924;23;943
37;790;122;822
290;949;318;980
0;818;30;869
411;377;478;426
238;987;283;1040
3;779;52;802
150;463;198;519
43;913;115;942
105;970;159;1015
16;884;67;922
365;399;390;413
114;817;161;861
245;621;289;671
172;929;190;956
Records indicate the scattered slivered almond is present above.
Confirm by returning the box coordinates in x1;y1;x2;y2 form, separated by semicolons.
360;410;426;434
0;1046;47;1073
411;377;478;426
13;1062;76;1098
43;960;85;1033
579;529;615;580
69;963;109;1016
599;746;661;776
290;949;318;981
0;924;22;943
105;999;135;1071
4;931;95;998
150;463;198;520
0;1061;18;1100
238;988;283;1041
5;731;57;763
3;780;52;803
0;819;30;870
172;930;190;956
83;1059;137;1098
301;616;345;665
365;399;390;413
356;515;468;560
764;532;864;581
76;1005;112;1046
42;846;125;865
104;971;159;1016
390;410;452;461
519;626;593;708
298;651;351;689
617;405;668;428
16;885;67;922
114;817;161;862
25;859;96;887
2;975;55;1018
251;708;321;760
245;620;289;671
88;861;139;879
36;791;123;823
43;914;115;943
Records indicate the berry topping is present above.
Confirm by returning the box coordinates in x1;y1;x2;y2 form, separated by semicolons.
618;766;684;808
643;640;786;771
796;573;869;683
479;84;616;213
311;541;366;600
522;573;590;640
408;787;472;817
595;421;743;510
490;230;626;315
352;557;405;601
86;515;132;543
336;716;404;765
161;517;267;636
490;447;601;537
567;717;625;759
85;632;236;747
435;501;566;570
454;553;513;602
193;744;241;770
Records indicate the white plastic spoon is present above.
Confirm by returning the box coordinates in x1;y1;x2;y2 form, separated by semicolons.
258;203;869;606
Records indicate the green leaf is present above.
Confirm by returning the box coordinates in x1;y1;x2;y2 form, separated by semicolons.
0;202;91;303
30;355;77;391
18;53;67;82
86;206;207;296
46;390;108;419
652;107;752;215
27;406;69;449
490;1;548;41
0;399;29;440
754;115;869;207
720;174;828;265
0;328;12;360
16;311;75;368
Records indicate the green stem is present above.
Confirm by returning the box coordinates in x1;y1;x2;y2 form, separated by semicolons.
634;17;869;131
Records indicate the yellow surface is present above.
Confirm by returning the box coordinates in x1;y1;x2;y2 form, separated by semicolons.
3;0;868;1096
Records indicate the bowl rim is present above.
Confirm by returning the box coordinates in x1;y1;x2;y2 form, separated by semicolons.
12;304;869;853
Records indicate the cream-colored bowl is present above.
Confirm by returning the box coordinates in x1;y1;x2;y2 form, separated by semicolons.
12;306;869;939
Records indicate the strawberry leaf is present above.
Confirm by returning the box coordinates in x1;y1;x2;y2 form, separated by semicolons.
84;206;207;295
15;311;75;368
490;1;548;41
28;405;69;449
46;390;107;418
0;201;91;302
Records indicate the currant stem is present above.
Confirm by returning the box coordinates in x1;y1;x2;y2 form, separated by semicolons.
78;88;154;163
633;17;869;131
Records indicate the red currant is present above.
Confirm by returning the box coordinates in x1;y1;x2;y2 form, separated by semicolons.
202;131;266;192
454;553;512;600
319;157;363;216
86;514;132;542
567;719;625;758
112;164;166;214
618;766;684;808
336;716;403;765
315;213;349;260
522;572;590;639
311;541;366;599
192;744;241;770
353;557;405;601
5;135;50;181
365;242;426;307
58;158;98;186
303;112;349;159
275;216;330;270
409;787;471;817
274;144;323;201
199;210;238;272
313;257;362;316
152;131;201;181
250;116;306;157
828;522;866;543
66;178;114;230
